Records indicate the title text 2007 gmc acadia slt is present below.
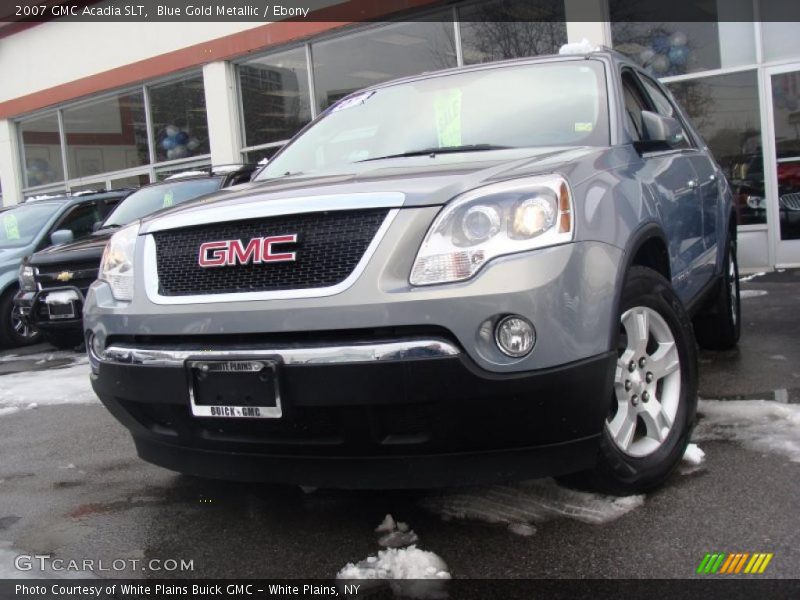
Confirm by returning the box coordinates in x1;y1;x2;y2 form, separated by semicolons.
84;50;741;493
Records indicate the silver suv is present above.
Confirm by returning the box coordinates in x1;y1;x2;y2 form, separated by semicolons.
84;50;740;494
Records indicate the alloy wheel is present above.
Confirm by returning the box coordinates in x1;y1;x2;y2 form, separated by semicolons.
607;306;682;457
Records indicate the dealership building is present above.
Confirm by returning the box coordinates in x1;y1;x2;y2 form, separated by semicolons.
0;0;798;270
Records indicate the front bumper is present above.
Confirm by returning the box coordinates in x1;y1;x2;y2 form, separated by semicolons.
14;288;85;332
90;339;615;488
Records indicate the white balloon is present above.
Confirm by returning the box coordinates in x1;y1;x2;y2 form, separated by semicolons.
186;137;200;150
652;54;670;74
165;125;179;137
670;31;688;47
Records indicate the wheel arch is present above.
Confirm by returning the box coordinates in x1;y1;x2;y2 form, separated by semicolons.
608;223;672;350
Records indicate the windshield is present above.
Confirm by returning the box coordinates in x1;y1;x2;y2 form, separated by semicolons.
257;60;609;180
103;177;223;227
0;203;62;248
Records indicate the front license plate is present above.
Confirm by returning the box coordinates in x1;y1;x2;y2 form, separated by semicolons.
187;360;282;419
47;302;75;320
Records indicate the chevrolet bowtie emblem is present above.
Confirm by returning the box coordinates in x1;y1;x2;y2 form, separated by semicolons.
56;271;75;282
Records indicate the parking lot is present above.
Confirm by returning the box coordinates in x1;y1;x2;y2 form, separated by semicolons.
0;271;798;581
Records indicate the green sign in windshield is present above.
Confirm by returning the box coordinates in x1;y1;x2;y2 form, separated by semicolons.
2;213;20;241
435;89;463;148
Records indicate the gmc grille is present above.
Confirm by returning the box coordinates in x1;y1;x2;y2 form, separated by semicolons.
153;209;390;296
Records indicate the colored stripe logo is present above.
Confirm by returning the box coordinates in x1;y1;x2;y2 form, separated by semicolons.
696;552;774;574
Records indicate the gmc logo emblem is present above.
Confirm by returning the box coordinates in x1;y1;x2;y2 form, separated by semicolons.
198;235;297;268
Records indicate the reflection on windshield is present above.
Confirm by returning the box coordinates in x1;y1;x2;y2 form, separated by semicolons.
103;177;222;227
257;61;609;180
0;203;62;248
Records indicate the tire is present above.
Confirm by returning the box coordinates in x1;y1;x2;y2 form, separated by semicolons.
694;238;741;350
562;266;698;495
44;330;85;351
0;286;42;348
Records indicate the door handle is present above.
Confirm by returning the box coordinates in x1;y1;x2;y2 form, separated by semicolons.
687;179;698;188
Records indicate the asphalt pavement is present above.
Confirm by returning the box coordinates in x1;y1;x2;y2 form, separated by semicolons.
0;271;798;581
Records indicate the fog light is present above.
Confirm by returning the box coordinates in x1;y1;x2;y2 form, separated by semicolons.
88;332;105;361
495;315;535;357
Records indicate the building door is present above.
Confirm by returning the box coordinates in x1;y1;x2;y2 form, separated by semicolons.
767;64;800;267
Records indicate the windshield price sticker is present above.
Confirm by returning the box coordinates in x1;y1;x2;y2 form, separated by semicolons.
435;89;463;148
2;214;20;240
162;190;174;208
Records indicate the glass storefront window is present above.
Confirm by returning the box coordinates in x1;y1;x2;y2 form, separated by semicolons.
667;70;766;226
311;17;457;112
155;159;212;181
20;113;64;187
149;74;210;163
110;173;150;190
458;0;567;64
62;91;149;179
609;1;755;77
761;22;800;63
239;47;312;148
771;70;800;240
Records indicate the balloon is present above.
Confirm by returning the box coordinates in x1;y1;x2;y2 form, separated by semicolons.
670;31;688;47
652;35;670;54
639;48;656;66
176;131;189;145
186;137;200;151
165;125;179;137
651;54;670;74
668;46;690;66
171;145;189;159
162;137;176;150
166;148;176;160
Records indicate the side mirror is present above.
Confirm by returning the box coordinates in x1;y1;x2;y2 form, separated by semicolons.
640;110;685;148
50;229;74;246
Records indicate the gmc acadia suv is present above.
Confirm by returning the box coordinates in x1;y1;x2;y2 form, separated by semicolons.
84;50;740;493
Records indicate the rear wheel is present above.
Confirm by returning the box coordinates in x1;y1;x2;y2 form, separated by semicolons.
563;267;698;495
0;286;42;348
694;238;741;350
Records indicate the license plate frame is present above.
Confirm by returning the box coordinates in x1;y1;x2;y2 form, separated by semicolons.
186;359;282;419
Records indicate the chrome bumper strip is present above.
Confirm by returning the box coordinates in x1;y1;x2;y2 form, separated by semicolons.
97;339;460;367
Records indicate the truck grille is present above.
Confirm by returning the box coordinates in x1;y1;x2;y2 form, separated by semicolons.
153;209;390;296
36;261;99;293
780;192;800;211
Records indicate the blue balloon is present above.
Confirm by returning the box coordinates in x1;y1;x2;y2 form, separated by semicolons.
668;46;690;66
652;35;670;54
162;137;176;150
176;131;189;145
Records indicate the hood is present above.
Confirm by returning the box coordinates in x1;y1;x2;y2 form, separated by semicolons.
0;245;26;269
141;146;612;232
28;230;112;266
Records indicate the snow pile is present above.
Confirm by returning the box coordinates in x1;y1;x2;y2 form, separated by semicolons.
338;546;450;580
421;478;644;535
337;516;450;599
696;399;800;463
559;39;602;55
376;514;419;548
0;358;96;415
682;443;706;465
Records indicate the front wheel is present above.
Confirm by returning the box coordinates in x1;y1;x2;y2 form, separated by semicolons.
0;287;42;348
564;267;698;495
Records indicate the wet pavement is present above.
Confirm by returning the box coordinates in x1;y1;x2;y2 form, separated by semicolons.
0;271;798;581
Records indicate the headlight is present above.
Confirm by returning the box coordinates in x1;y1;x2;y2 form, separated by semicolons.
410;175;573;286
18;263;36;292
99;222;139;301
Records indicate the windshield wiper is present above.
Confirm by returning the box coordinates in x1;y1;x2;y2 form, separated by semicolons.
357;144;511;162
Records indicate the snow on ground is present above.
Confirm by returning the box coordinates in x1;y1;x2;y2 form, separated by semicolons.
682;443;706;465
420;478;644;535
0;353;96;415
740;289;768;298
695;399;800;463
739;272;765;282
